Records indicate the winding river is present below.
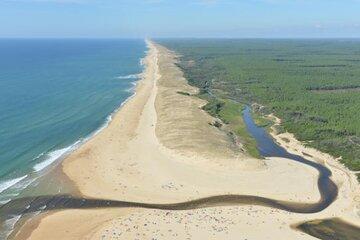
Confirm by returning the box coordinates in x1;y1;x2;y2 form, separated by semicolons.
242;105;338;211
0;106;342;237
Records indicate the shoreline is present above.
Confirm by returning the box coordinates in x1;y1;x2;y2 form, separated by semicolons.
12;41;359;240
12;39;160;240
2;45;147;240
268;116;360;224
0;60;145;205
0;45;146;205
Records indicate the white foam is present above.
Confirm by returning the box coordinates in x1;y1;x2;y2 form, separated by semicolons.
1;215;22;239
30;96;132;174
33;142;80;172
117;73;140;79
0;45;149;239
30;47;146;175
0;175;28;194
0;199;11;205
30;103;123;174
12;177;34;189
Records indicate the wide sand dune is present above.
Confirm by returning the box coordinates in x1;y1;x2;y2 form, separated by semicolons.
14;41;360;240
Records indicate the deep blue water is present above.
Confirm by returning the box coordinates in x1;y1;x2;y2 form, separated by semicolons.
0;39;146;202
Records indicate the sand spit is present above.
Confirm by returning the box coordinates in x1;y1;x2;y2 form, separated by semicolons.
13;41;359;240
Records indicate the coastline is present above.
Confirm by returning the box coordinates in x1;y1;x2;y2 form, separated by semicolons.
0;39;147;209
11;39;160;239
3;50;146;240
12;41;359;239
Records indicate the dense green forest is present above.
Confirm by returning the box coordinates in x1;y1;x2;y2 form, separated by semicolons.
159;39;360;179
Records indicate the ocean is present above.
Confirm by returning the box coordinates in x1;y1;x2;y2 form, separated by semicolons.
0;39;146;206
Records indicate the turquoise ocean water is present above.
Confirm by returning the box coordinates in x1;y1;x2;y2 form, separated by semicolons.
0;39;146;206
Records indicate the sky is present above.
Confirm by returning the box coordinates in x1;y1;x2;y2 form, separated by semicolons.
0;0;360;38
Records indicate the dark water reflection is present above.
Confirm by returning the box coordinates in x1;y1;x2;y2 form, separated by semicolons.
0;106;342;236
242;106;338;210
296;218;360;240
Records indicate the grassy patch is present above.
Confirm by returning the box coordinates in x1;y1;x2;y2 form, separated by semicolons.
160;39;360;177
176;91;191;96
201;97;261;158
251;111;273;128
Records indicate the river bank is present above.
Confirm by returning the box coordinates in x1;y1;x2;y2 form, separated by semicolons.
9;41;360;239
268;113;360;224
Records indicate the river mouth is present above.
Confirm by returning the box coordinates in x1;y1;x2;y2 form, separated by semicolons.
295;218;360;240
1;106;357;239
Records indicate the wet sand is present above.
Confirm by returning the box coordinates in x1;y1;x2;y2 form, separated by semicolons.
296;218;360;240
12;41;360;240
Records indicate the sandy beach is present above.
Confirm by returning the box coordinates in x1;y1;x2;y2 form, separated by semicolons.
12;40;360;240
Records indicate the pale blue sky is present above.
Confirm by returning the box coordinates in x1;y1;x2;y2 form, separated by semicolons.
0;0;360;38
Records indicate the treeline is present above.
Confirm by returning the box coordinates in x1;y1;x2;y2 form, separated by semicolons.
306;84;360;91
159;39;360;180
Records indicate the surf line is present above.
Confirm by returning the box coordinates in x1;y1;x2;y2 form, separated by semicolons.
1;107;340;222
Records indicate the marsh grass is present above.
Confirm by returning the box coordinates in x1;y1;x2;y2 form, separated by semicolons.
201;96;261;158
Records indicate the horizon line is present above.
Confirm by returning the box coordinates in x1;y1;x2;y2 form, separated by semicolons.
1;37;360;40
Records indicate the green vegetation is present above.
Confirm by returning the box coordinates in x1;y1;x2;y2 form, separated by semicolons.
251;111;273;128
159;39;360;173
176;91;191;96
201;97;260;158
